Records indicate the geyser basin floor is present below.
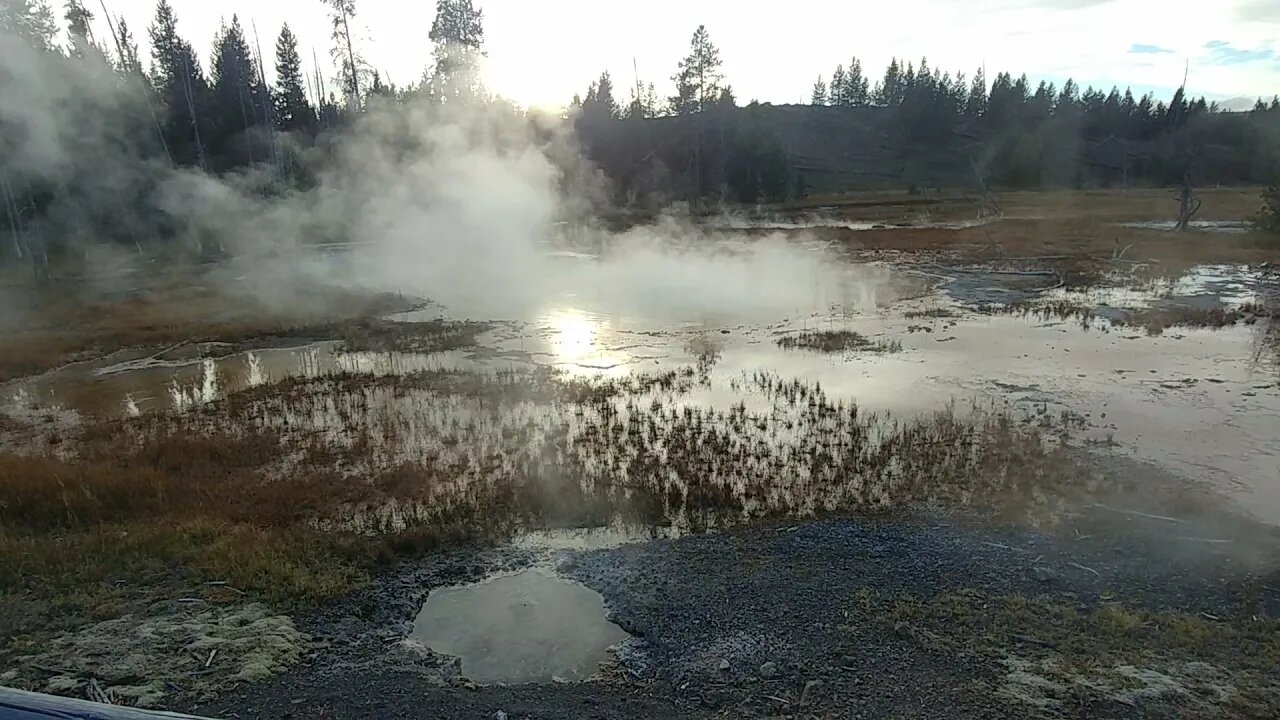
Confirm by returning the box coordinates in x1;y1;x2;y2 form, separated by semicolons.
410;568;628;685
192;507;1280;720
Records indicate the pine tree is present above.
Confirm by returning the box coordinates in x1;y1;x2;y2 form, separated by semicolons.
986;72;1017;130
830;65;846;106
321;0;365;109
208;15;270;165
114;19;144;77
0;0;57;50
149;0;210;167
810;76;828;106
429;0;483;47
1057;79;1080;112
876;59;902;106
965;67;986;119
581;71;618;121
1030;80;1053;121
1165;85;1189;129
427;0;485;102
845;58;868;106
626;81;658;119
366;70;395;102
62;0;94;58
669;25;724;115
273;23;316;135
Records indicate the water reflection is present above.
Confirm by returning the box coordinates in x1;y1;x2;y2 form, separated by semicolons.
6;343;471;418
544;309;601;363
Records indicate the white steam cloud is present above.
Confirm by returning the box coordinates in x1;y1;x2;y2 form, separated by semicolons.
1;31;887;326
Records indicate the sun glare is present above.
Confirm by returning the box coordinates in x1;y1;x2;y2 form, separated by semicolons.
545;309;600;362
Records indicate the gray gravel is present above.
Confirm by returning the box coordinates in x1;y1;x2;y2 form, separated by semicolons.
191;480;1279;720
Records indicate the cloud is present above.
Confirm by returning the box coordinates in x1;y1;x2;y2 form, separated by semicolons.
1203;40;1276;65
1129;44;1175;55
995;0;1114;7
1236;0;1280;23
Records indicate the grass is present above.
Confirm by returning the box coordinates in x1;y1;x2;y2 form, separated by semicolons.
982;298;1277;336
776;330;903;354
848;589;1280;716
905;308;960;319
335;318;490;354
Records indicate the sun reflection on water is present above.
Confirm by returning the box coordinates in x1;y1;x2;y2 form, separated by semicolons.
544;308;602;363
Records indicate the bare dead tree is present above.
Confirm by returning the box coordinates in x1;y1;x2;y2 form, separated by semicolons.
969;158;1002;219
2;178;24;261
100;0;173;164
313;48;328;130
1175;173;1201;231
180;55;207;173
251;20;280;171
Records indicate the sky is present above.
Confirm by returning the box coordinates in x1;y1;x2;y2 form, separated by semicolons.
82;0;1280;111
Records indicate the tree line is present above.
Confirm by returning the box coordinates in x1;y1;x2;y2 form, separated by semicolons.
814;55;1280;190
572;25;794;206
2;2;1278;268
0;0;488;274
572;28;1279;204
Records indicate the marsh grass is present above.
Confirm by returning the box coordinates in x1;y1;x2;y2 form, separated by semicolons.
3;364;1096;643
905;308;960;319
983;298;1276;336
335;318;490;354
777;330;903;354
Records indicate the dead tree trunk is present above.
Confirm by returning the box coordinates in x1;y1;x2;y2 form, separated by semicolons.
2;178;23;261
970;159;1002;219
339;8;360;108
1175;174;1201;231
181;56;207;173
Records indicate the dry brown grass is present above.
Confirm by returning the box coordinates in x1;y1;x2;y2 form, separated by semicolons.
791;188;1279;270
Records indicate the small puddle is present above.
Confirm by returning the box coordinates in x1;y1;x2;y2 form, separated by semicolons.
1121;220;1251;234
411;569;628;685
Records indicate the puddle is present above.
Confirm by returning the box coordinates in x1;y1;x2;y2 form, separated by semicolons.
1121;220;1252;234
705;217;994;231
410;569;628;685
3;342;471;418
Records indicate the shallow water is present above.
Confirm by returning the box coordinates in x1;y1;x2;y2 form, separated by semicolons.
7;250;1278;523
1121;220;1252;234
3;342;471;417
410;569;628;684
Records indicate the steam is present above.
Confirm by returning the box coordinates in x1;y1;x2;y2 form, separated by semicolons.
0;31;884;325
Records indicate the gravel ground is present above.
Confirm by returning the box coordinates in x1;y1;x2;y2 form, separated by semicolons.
192;465;1280;720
